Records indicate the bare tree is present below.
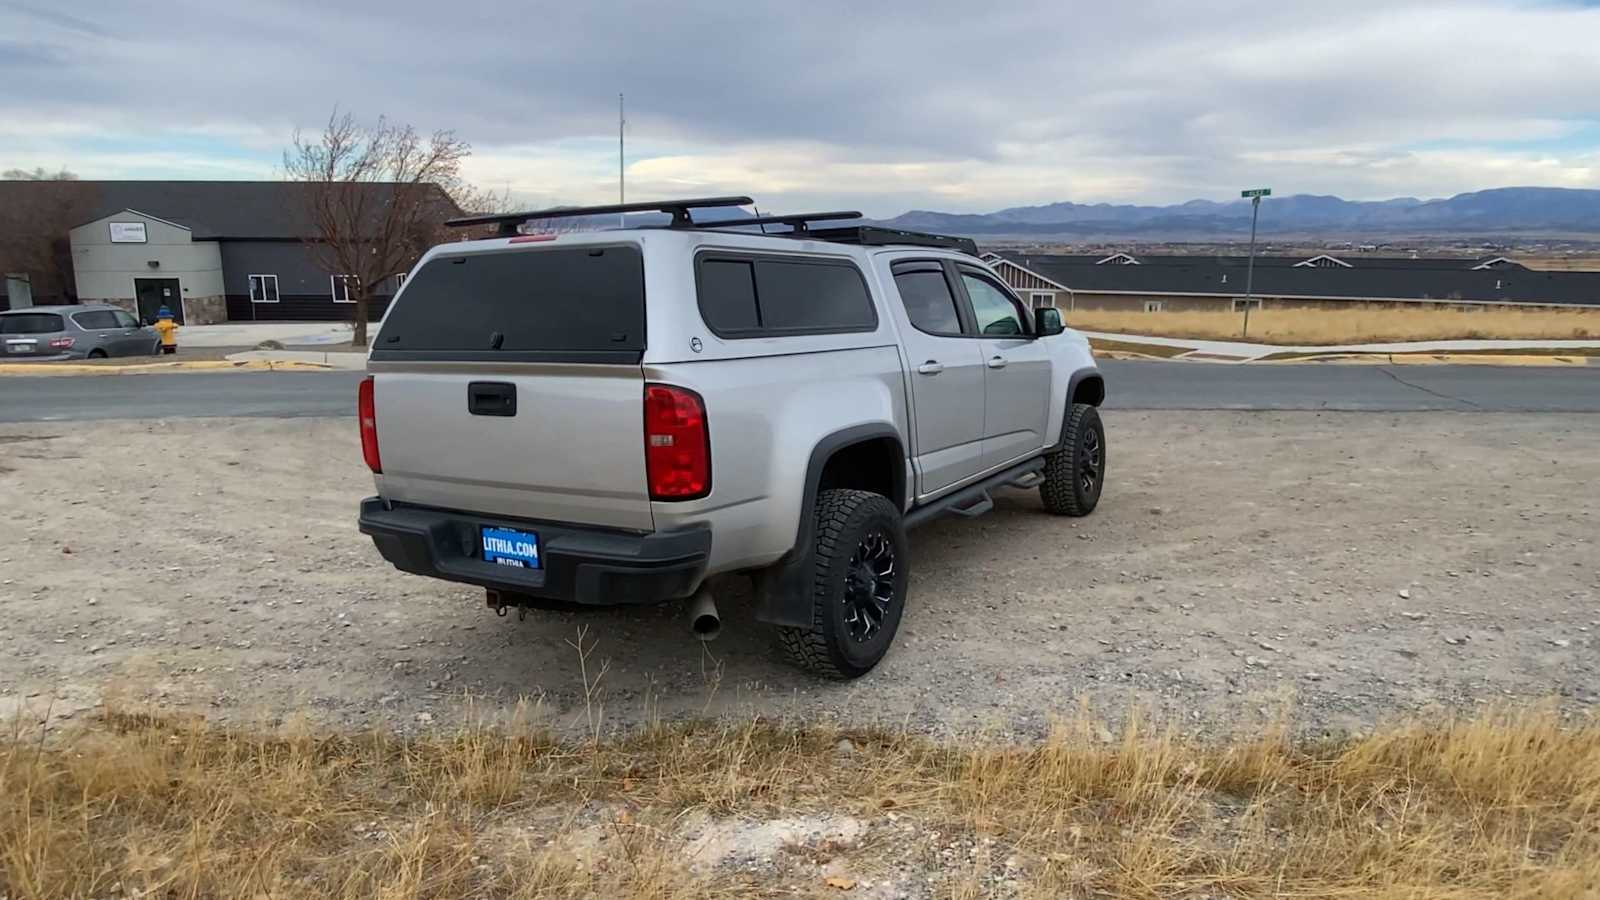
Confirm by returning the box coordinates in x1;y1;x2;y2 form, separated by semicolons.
0;171;95;303
284;111;469;346
2;167;79;181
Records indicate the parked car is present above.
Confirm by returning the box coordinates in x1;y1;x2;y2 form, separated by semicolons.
0;305;161;360
358;198;1106;679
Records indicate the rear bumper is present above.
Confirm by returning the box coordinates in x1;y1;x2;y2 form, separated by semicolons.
358;497;710;605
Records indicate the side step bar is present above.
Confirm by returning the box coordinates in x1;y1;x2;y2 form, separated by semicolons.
1009;471;1046;490
904;457;1046;530
949;492;994;518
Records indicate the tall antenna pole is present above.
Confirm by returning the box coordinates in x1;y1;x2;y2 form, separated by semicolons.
618;93;625;228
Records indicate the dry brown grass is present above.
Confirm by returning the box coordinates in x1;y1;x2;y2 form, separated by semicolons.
1066;306;1600;345
2;703;1597;899
1086;337;1195;358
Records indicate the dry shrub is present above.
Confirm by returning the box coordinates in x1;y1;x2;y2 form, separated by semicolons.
2;704;1597;898
1066;305;1600;345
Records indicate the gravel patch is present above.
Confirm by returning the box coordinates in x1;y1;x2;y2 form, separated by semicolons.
0;411;1595;737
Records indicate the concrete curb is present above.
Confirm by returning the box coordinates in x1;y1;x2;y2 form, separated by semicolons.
1261;353;1598;367
0;359;332;376
1086;336;1597;366
224;350;367;370
1081;329;1600;364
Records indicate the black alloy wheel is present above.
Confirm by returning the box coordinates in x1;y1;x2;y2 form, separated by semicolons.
842;529;896;642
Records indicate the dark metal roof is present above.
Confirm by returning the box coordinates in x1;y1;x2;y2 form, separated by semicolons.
998;252;1600;306
0;180;458;240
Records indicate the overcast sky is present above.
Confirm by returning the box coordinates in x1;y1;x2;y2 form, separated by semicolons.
4;0;1599;216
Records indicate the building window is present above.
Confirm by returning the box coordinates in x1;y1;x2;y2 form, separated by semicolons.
331;275;358;303
395;272;408;289
1144;300;1166;313
248;274;280;303
1030;291;1055;308
1232;298;1263;312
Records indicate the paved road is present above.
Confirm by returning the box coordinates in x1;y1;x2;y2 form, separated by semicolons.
1;372;365;422
1;362;1598;423
1103;360;1600;412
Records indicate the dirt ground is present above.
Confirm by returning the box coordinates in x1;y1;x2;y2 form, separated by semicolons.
1;411;1596;738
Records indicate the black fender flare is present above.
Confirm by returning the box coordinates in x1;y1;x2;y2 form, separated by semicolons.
751;423;905;628
1049;367;1105;451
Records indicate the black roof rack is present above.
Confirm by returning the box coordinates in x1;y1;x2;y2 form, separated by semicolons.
444;197;980;254
803;225;980;256
446;196;753;236
689;210;863;232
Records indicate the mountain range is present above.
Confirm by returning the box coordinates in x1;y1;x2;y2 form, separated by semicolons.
867;187;1600;238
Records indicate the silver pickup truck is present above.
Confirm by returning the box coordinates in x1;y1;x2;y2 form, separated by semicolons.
358;198;1106;679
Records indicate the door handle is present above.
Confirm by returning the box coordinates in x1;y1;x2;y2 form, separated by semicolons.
987;356;1008;369
916;361;944;375
467;381;517;416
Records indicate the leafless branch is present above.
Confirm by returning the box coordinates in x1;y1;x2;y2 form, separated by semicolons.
283;110;470;346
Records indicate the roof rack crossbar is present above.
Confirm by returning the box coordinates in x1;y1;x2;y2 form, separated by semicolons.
689;210;863;233
446;196;753;236
802;225;980;256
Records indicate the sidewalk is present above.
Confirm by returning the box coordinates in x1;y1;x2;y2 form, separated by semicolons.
181;322;354;348
1082;330;1600;363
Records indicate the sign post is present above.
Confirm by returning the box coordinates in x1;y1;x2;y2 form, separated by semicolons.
1239;188;1271;338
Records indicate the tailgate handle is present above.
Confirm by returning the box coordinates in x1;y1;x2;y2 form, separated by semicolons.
467;382;517;417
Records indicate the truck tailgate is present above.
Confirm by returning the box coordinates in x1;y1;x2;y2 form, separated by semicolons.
373;365;654;532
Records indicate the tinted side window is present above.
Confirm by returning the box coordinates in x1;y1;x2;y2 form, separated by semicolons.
696;255;876;337
962;274;1027;337
698;259;759;332
112;310;140;329
74;311;118;330
754;260;875;332
892;266;963;335
374;246;645;361
1;313;65;334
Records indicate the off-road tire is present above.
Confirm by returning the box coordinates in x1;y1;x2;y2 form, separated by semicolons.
778;489;908;679
1040;403;1105;517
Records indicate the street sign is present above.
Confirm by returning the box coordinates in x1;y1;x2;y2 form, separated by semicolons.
1241;188;1272;199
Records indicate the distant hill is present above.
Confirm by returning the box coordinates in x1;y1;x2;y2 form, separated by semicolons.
871;187;1600;238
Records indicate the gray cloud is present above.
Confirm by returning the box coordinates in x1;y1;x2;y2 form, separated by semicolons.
4;0;1599;214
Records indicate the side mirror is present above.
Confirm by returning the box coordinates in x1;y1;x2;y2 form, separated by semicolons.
1035;306;1065;337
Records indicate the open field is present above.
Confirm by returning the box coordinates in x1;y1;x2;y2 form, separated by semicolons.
5;706;1598;899
1066;306;1600;345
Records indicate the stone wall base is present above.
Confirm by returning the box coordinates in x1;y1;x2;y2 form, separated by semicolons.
183;295;227;325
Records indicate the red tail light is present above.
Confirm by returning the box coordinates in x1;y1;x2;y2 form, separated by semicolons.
358;376;382;474
49;337;75;349
644;384;710;500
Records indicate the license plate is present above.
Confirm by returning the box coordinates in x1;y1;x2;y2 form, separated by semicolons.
4;342;33;354
481;526;540;568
